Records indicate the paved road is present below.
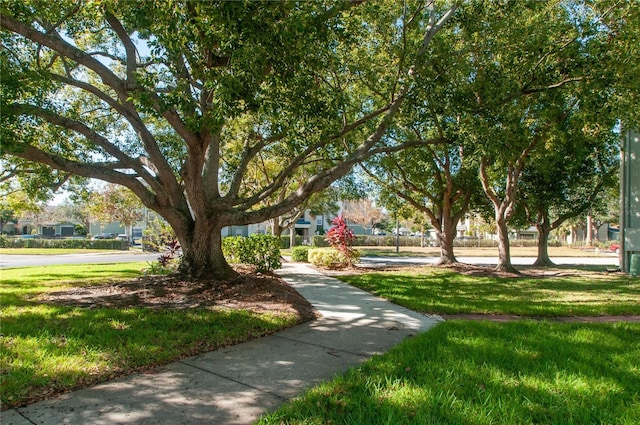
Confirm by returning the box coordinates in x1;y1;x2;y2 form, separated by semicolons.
0;251;619;269
0;251;159;269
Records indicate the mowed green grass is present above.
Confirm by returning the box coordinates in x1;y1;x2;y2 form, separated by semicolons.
338;267;640;317
259;321;640;425
0;264;302;410
258;267;640;424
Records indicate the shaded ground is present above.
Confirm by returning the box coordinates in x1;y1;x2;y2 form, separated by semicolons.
39;261;636;324
39;265;317;321
320;262;640;323
1;267;316;411
325;261;624;279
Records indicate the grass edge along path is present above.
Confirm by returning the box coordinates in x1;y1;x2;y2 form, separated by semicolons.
258;266;640;424
337;267;640;317
0;263;304;410
258;320;640;425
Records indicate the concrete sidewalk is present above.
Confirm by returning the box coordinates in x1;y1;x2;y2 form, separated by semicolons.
2;263;442;425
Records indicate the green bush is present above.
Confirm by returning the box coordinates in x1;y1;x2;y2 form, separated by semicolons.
312;234;563;248
291;246;311;262
223;234;282;272
308;248;360;269
6;238;129;250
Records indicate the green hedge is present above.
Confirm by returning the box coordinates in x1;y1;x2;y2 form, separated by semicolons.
279;235;304;249
223;234;282;272
311;235;428;247
291;246;311;262
1;237;129;250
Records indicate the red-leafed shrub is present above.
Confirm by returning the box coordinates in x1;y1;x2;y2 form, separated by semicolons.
324;215;359;267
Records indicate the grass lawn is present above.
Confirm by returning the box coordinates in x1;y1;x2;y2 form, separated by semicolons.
259;266;640;424
338;267;640;317
259;321;640;425
0;264;301;410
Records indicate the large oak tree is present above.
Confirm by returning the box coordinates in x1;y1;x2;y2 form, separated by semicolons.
1;0;457;279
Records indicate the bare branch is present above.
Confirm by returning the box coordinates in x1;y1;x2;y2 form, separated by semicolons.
521;77;584;95
366;137;447;156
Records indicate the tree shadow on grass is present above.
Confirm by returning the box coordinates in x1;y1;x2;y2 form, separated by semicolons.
261;321;640;424
1;269;316;410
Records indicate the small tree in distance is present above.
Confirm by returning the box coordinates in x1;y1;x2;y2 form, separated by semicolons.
342;199;385;236
87;184;144;240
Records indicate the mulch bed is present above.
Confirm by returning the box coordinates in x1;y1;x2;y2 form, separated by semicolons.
39;265;318;321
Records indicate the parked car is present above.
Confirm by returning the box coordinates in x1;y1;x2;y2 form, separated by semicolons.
610;243;620;254
92;233;116;240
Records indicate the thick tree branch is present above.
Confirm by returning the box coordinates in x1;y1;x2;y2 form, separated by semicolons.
366;137;447;156
225;132;284;201
10;103;142;171
2;12;202;155
9;144;157;207
46;74;172;192
1;13;129;101
104;11;137;87
417;2;458;58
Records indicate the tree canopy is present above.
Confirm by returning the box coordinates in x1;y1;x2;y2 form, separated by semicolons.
1;0;456;278
2;0;636;277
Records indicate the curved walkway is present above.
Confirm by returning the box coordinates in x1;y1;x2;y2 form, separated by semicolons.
2;263;442;425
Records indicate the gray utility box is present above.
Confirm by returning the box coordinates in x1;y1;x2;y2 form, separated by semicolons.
621;128;640;274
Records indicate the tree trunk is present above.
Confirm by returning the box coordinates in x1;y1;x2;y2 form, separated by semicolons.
272;220;285;237
533;221;554;267
289;227;296;248
495;218;518;273
177;221;237;280
586;214;593;246
437;219;458;265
